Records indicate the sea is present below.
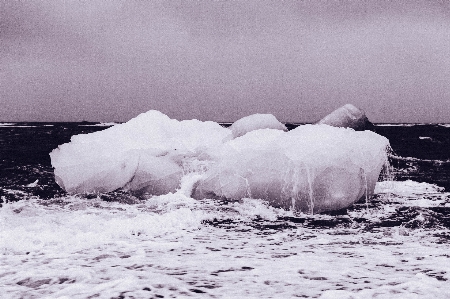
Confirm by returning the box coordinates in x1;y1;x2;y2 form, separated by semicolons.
1;122;450;299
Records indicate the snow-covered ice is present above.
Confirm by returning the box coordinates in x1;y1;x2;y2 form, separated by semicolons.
228;113;287;138
195;124;389;213
50;110;390;213
50;110;230;194
316;103;373;131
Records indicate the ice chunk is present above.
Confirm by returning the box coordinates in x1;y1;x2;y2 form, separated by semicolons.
316;104;374;131
53;151;140;193
50;110;231;194
51;109;390;213
123;151;183;196
229;113;287;138
194;125;389;213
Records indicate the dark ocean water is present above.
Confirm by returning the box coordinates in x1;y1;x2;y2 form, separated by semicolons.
374;124;450;191
1;122;450;202
1;122;450;298
0;123;111;202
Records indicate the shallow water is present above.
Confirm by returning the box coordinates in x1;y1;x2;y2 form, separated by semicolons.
1;123;450;298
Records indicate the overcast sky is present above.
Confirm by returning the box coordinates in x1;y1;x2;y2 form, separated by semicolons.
1;0;450;123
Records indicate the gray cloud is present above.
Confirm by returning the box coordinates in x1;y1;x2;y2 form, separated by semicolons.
1;0;450;122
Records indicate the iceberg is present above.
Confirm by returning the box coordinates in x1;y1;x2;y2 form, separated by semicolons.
50;108;390;213
229;113;287;138
316;104;374;131
50;110;231;194
194;125;389;213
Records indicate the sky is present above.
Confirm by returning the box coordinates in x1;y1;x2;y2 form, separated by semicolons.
1;0;450;123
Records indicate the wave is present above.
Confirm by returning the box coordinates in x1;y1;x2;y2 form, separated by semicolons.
389;154;450;164
1;178;449;298
0;123;38;128
377;124;413;127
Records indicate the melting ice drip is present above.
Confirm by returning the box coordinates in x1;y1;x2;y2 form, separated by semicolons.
50;108;390;214
177;158;212;197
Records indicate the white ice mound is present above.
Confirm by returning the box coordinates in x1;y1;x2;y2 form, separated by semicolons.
50;110;231;193
51;110;390;213
316;104;373;131
229;113;287;138
194;125;389;213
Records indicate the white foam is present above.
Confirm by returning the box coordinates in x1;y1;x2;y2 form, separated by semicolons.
375;180;449;207
24;180;39;188
0;125;37;128
389;154;450;164
0;196;208;255
1;188;450;298
376;123;416;127
376;180;445;195
0;123;16;127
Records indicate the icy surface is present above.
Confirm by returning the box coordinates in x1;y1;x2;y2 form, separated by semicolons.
316;104;373;131
228;113;287;138
50;110;231;194
1;181;450;299
196;125;390;213
51;110;389;213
